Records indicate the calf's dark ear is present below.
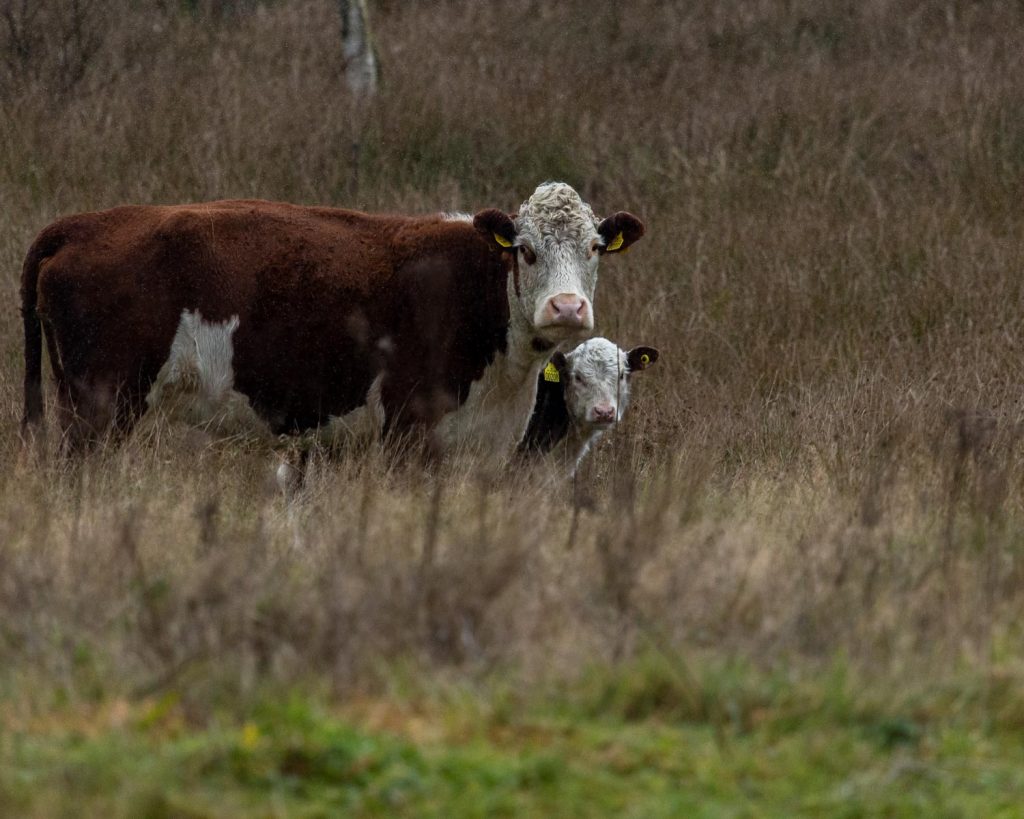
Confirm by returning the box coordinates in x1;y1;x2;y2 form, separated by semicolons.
627;346;659;372
473;208;517;250
551;350;568;374
598;211;645;253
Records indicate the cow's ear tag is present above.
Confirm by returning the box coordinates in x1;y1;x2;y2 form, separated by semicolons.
543;362;561;383
605;231;624;252
494;233;513;248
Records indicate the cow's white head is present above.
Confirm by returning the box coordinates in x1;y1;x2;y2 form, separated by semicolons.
551;338;659;429
473;182;644;345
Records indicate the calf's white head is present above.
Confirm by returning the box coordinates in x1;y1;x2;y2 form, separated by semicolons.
552;337;659;430
474;182;644;345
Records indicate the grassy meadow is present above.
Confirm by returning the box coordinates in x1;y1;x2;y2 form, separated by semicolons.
3;0;1024;815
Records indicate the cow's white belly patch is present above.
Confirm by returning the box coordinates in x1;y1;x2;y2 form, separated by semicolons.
146;309;267;436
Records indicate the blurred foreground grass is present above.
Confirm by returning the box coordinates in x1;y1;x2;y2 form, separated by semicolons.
4;655;1024;817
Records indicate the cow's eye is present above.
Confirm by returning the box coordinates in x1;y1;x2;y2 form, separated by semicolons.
520;245;536;265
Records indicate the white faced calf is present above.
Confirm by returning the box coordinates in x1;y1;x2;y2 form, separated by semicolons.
519;337;659;475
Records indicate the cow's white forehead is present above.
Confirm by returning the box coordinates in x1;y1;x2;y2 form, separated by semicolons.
566;337;626;381
516;182;599;245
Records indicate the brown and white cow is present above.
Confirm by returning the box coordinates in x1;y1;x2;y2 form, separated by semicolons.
20;183;644;456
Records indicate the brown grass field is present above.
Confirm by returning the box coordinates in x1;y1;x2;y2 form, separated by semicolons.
3;1;1024;815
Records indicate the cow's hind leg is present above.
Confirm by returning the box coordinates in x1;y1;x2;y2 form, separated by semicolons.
41;327;84;456
53;346;157;456
57;376;120;455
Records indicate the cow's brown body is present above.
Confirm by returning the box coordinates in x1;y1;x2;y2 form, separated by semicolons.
21;200;511;445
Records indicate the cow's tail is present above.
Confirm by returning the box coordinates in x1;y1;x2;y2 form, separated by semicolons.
20;226;64;438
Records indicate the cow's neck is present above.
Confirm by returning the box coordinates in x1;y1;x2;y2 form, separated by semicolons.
549;423;604;477
433;310;548;458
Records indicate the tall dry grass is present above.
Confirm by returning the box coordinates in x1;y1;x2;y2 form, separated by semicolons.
3;0;1024;709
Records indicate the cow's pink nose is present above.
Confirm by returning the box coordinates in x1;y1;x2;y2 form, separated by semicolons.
546;294;588;326
592;404;615;423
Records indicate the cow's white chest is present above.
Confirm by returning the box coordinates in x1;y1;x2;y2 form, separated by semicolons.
146;309;268;436
432;349;545;457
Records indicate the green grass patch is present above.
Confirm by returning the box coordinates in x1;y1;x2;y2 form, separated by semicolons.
4;658;1024;817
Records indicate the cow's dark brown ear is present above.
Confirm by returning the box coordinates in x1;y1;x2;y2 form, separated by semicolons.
598;211;645;254
473;208;517;250
627;346;659;372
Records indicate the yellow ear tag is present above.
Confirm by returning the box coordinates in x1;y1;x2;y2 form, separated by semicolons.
494;233;512;248
640;353;651;367
605;231;624;252
543;362;561;383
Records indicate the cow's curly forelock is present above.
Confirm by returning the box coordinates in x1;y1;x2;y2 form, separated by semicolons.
515;182;600;245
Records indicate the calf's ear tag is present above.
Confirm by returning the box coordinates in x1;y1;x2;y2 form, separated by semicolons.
640;353;651;367
494;233;512;248
543;362;561;383
605;231;624;252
